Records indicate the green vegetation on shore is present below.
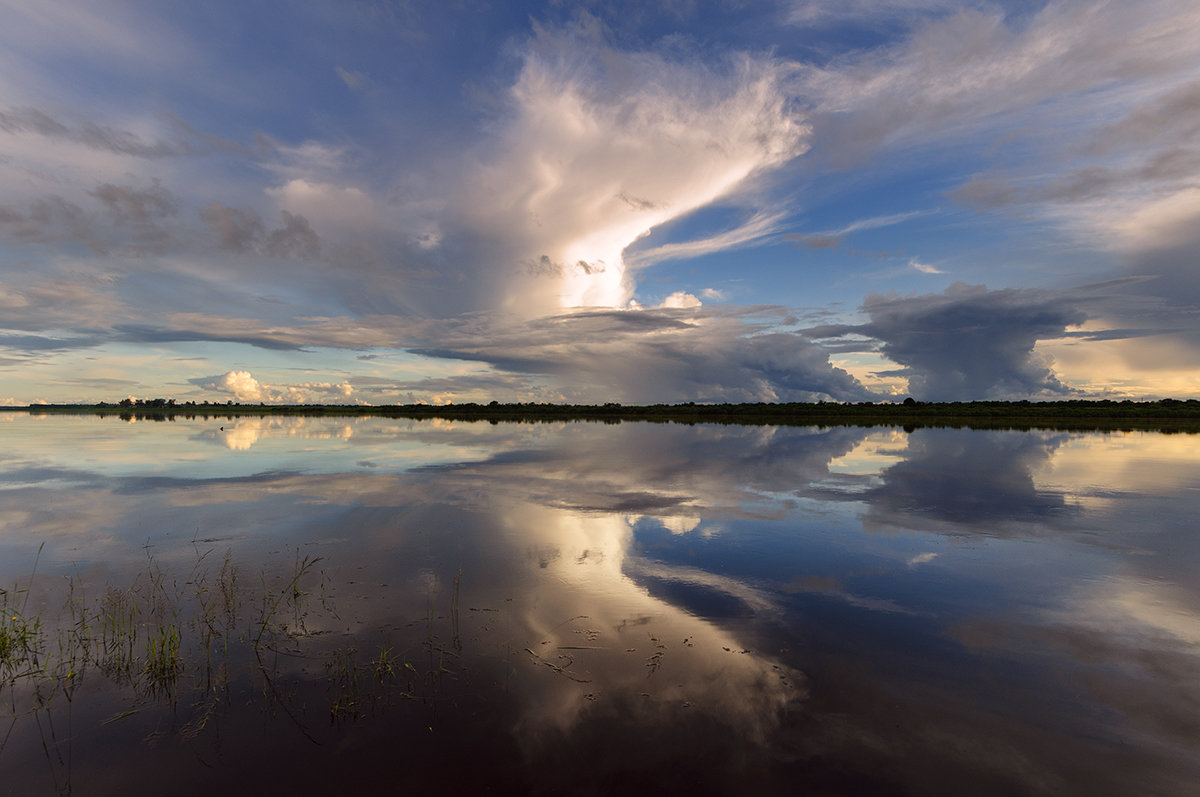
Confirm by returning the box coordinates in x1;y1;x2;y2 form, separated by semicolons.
5;397;1200;431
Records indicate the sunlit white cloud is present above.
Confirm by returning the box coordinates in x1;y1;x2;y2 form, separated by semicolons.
192;369;265;402
834;210;927;236
334;66;367;90
626;209;791;269
188;369;356;405
657;291;703;310
908;258;943;274
460;23;809;314
266;178;378;233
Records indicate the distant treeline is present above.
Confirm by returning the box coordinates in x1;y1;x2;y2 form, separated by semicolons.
6;397;1200;432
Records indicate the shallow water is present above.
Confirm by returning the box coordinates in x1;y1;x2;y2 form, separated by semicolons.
1;414;1199;795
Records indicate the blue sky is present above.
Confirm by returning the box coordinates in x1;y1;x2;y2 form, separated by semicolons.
2;0;1199;404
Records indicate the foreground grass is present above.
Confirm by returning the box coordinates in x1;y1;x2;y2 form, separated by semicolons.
1;546;468;773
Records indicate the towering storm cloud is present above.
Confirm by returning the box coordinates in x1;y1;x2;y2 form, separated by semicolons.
447;24;809;316
807;284;1088;401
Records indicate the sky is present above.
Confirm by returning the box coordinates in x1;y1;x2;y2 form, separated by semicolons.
2;0;1199;405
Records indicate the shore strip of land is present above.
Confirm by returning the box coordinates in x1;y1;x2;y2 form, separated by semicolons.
5;399;1200;432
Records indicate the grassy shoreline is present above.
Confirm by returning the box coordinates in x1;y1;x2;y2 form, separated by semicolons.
5;398;1200;432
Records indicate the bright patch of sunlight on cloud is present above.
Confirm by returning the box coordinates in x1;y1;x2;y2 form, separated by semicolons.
658;292;703;309
1037;328;1200;399
830;352;910;396
477;31;809;314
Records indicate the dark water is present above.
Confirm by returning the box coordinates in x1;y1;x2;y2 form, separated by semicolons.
1;415;1198;795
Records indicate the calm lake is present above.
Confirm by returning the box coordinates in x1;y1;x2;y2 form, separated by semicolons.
2;414;1198;795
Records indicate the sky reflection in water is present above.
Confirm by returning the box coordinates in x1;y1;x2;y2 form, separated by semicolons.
1;415;1198;795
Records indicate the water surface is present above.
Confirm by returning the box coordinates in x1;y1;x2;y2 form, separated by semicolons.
2;414;1198;795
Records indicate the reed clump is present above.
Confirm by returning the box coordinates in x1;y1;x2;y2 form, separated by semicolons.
1;547;471;764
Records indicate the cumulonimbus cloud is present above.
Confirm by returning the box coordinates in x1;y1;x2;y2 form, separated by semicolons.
453;24;810;316
805;283;1089;401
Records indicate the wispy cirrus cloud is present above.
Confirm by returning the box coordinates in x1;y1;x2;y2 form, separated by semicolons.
626;209;791;270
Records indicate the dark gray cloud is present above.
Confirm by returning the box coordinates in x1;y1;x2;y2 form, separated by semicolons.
112;324;309;351
265;211;321;259
806;283;1088;400
198;203;321;260
1086;81;1200;158
89;182;175;223
0;106;197;158
951;155;1200;209
862;428;1074;531
199;202;265;252
0;196;91;246
0;331;108;352
787;233;845;250
0;183;178;254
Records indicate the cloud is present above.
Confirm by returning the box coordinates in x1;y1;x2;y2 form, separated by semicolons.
188;369;357;404
0;195;90;246
411;307;875;403
789;233;845;250
801;1;1200;354
626;209;792;269
834;210;927;235
87;181;176;251
346;371;562;405
265;179;377;233
0;106;198;158
785;0;960;28
806;283;1089;400
199;202;264;252
191;370;265;402
198;203;321;260
907;552;938;568
862;427;1074;532
908;258;942;274
783;211;925;254
0;276;127;332
0;187;180;255
1;14;824;405
453;21;810;315
334;66;367;90
803;2;1200;161
264;210;320;259
89;181;175;224
657;291;702;309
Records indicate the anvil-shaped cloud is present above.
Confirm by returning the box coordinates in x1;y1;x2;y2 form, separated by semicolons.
455;27;808;315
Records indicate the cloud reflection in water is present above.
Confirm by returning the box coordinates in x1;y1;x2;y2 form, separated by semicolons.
1;416;1198;793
